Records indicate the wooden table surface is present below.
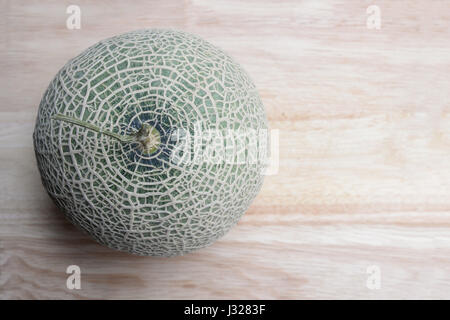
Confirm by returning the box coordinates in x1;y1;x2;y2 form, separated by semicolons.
1;0;450;299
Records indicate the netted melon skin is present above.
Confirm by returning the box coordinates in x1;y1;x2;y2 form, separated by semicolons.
33;29;267;256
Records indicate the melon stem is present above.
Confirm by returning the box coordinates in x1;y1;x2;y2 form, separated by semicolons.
51;113;161;154
52;114;134;142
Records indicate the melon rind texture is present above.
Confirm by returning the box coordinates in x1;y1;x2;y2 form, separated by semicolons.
33;29;267;256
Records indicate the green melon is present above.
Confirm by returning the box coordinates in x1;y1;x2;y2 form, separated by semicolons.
33;29;267;256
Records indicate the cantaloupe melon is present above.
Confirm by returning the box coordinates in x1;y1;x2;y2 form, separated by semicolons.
33;29;267;256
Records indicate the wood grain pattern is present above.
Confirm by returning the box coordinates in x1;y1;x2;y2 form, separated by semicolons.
1;0;450;299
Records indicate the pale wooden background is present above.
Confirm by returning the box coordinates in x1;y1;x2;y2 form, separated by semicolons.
1;0;450;299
